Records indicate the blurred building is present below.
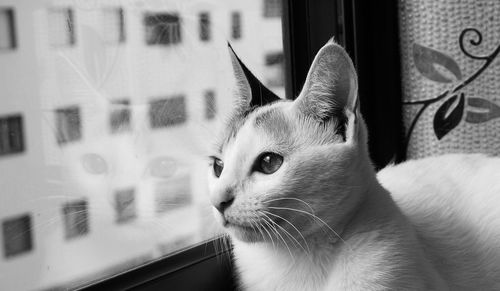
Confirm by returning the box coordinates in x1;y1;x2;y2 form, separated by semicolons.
0;0;283;290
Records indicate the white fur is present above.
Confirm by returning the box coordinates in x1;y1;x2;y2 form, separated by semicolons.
378;154;500;290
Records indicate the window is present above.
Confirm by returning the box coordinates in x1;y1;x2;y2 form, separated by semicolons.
149;96;187;128
263;0;281;18
0;115;24;156
110;99;131;133
2;214;33;258
55;106;81;144
48;8;75;47
231;12;242;40
62;200;89;240
102;7;125;44
144;13;181;45
204;90;216;120
115;188;136;224
155;175;192;213
1;1;286;290
265;51;284;87
0;8;16;50
199;12;211;41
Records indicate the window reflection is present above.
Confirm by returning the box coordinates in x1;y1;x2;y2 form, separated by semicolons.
0;0;284;290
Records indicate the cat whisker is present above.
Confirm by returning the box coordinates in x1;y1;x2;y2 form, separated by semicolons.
220;234;232;267
248;216;266;245
259;210;309;255
261;210;311;254
254;216;276;249
212;234;232;266
267;206;352;251
262;197;315;214
214;236;224;265
260;214;295;262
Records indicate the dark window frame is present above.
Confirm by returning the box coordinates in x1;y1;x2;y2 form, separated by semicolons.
230;11;241;40
117;7;126;43
103;7;126;44
263;0;282;18
110;99;131;133
0;8;17;50
149;96;187;128
144;13;182;46
114;188;137;224
81;0;402;289
48;8;76;47
0;114;25;156
2;213;33;258
62;200;90;240
204;90;216;120
264;51;285;87
199;12;211;42
55;106;82;145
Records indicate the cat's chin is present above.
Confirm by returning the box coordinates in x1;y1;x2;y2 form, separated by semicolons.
227;223;263;243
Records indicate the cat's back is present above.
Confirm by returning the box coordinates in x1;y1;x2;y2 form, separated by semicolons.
377;154;500;290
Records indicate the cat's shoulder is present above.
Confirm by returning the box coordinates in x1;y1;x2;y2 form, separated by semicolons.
377;153;500;193
376;153;500;214
376;153;500;290
379;153;499;177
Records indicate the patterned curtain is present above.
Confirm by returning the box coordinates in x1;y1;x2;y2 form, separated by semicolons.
399;0;500;159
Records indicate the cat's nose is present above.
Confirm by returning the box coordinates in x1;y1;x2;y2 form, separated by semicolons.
215;197;235;214
212;189;235;214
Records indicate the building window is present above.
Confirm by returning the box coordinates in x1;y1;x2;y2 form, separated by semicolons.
231;12;242;40
264;0;282;18
155;175;192;214
2;214;33;259
0;8;16;50
48;8;75;47
115;188;136;224
199;12;210;42
0;115;24;156
56;106;81;145
102;7;125;44
204;90;216;120
62;200;89;240
149;96;187;128
265;51;285;87
144;13;181;45
110;99;131;133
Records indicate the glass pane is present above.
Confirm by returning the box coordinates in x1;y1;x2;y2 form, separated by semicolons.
0;0;285;290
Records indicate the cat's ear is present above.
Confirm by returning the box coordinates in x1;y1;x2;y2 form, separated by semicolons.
295;39;359;122
228;43;280;113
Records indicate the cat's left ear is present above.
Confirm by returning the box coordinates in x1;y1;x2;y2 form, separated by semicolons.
228;43;280;113
294;39;359;122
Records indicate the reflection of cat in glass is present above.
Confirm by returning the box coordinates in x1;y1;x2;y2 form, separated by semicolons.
208;40;500;290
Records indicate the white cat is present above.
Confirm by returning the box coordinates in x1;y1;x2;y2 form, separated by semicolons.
207;39;500;290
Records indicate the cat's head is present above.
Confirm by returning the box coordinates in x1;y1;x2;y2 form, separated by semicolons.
207;40;374;244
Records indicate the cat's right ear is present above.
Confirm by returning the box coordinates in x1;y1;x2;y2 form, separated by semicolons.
294;39;359;123
228;43;252;113
228;43;280;115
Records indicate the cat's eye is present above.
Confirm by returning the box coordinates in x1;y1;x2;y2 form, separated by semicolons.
212;158;224;178
254;152;283;175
